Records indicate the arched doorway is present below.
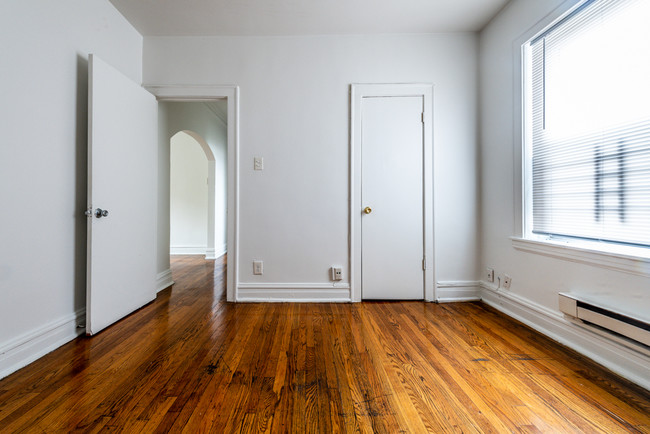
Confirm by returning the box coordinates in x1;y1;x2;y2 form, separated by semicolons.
169;130;217;258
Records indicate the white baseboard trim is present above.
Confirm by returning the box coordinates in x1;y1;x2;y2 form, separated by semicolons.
436;281;481;302
170;246;207;255
0;308;85;380
479;281;650;391
237;282;351;302
205;244;227;260
156;269;174;293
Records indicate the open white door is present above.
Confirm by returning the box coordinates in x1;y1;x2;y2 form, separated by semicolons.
86;54;158;335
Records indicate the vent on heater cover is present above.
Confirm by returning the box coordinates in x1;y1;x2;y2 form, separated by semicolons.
559;293;650;347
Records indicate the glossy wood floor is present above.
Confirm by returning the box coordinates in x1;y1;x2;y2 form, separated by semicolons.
1;256;649;433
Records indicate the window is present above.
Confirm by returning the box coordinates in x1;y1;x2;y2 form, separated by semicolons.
523;0;650;251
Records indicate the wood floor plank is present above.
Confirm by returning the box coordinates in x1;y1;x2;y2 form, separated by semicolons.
0;255;648;433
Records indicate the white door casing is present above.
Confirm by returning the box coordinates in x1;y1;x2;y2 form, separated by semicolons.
86;54;158;335
351;84;435;302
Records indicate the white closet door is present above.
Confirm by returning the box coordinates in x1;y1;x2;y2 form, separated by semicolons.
361;96;424;300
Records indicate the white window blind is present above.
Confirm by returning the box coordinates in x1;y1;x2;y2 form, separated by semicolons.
528;0;650;248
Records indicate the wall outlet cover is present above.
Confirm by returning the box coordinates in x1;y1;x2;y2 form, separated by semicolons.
331;266;343;281
486;268;494;282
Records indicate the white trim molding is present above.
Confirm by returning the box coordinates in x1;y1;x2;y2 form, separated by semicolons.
205;245;226;260
237;283;351;302
0;309;85;380
350;83;435;302
511;237;650;278
216;243;227;259
145;85;239;302
436;281;481;302
480;281;650;391
170;246;207;255
156;269;174;293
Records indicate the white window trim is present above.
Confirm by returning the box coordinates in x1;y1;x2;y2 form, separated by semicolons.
513;0;650;273
511;236;650;278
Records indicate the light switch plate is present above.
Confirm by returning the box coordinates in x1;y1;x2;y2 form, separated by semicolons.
254;157;264;170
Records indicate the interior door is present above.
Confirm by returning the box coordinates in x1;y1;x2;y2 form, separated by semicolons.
361;96;424;299
86;54;158;335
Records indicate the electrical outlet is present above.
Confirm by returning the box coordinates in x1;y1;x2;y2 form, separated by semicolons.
253;260;263;275
486;268;494;282
503;274;512;289
331;266;343;281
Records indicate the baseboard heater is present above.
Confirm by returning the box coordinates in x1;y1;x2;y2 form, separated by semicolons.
559;293;650;347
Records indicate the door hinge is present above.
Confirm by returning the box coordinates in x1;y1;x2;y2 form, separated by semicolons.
421;112;425;123
422;258;427;270
84;207;93;217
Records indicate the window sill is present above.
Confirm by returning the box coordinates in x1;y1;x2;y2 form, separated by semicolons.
510;236;650;278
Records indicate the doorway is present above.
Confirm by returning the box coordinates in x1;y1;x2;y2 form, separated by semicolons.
350;84;435;302
149;86;239;301
169;130;215;258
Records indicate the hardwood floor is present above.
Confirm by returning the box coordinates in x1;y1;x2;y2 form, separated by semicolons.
1;256;649;433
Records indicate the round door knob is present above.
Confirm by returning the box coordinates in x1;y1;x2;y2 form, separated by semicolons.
363;206;372;214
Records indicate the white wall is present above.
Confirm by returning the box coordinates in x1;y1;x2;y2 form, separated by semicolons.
480;0;650;388
170;132;209;254
157;102;228;276
144;33;480;296
0;0;142;378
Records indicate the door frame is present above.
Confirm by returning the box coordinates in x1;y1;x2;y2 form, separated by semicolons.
146;85;239;302
350;83;435;302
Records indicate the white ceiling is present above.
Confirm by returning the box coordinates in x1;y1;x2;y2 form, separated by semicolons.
109;0;510;36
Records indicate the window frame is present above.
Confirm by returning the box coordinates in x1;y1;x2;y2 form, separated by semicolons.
513;0;650;275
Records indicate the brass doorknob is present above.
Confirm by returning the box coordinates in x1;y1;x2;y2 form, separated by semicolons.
363;206;372;214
